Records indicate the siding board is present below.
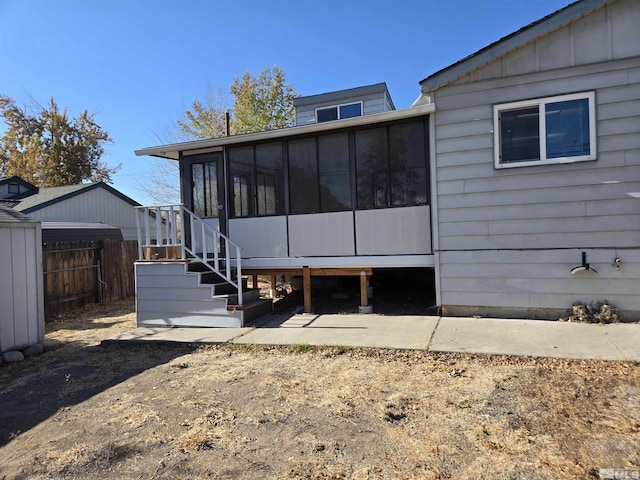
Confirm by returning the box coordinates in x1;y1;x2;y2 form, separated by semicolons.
440;215;639;237
0;221;43;352
445;165;640;193
598;116;640;136
439;201;587;222
435;134;493;154
436;149;493;168
438;183;636;208
598;99;640;120
436;58;639;107
11;228;30;348
440;232;638;250
0;229;15;352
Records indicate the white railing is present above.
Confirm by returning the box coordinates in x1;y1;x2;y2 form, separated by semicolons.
135;204;243;306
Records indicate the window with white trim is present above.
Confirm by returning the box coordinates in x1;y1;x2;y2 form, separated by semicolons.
494;92;596;168
316;101;363;123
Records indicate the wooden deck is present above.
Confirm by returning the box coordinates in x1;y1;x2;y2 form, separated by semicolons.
243;267;373;313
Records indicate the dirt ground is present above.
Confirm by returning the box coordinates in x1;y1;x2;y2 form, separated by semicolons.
0;300;639;480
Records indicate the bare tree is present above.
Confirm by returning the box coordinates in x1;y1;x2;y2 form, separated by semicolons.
139;84;229;204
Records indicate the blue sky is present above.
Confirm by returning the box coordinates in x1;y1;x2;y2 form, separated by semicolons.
1;0;571;205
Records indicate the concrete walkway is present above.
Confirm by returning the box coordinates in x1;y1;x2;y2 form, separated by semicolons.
104;312;640;362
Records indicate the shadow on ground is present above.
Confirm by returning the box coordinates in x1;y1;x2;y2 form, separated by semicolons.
0;341;195;447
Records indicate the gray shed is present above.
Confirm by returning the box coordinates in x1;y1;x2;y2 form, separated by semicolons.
0;206;45;352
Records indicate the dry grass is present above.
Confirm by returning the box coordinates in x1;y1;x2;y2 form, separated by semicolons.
0;301;638;479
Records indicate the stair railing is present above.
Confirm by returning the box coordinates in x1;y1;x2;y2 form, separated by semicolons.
135;204;243;306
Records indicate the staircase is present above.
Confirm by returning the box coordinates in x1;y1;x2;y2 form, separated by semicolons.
134;205;273;327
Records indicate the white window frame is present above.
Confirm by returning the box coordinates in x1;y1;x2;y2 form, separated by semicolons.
315;101;363;123
493;91;596;169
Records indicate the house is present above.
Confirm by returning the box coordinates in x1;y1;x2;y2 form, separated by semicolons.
417;0;640;319
0;176;38;200
10;182;142;241
134;0;640;326
0;206;44;353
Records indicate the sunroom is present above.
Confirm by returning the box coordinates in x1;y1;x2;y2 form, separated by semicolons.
134;103;435;326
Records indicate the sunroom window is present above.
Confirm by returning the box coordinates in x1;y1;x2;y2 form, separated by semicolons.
228;143;284;218
494;92;596;168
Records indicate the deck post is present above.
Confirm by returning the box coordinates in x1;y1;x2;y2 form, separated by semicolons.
360;271;368;307
303;266;312;313
135;208;143;260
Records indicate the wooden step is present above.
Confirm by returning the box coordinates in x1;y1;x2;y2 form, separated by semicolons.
228;298;273;325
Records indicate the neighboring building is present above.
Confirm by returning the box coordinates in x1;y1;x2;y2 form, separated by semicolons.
293;82;395;126
0;206;44;353
11;182;141;241
0;176;37;200
134;0;640;325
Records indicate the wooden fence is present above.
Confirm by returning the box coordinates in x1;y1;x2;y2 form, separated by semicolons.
43;240;138;318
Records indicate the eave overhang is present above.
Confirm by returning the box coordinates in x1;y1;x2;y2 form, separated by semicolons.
135;103;435;160
419;0;609;94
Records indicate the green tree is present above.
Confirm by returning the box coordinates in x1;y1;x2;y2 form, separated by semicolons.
230;65;296;134
176;84;229;140
0;95;118;186
143;67;295;203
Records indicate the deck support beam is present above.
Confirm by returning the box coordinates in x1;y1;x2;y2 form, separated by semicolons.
243;267;373;314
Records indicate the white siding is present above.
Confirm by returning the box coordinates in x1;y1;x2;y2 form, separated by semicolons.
289;212;355;257
229;216;288;258
435;58;640;250
432;0;640;319
26;187;140;240
449;0;640;87
295;91;393;126
355;206;432;256
0;222;44;352
439;249;640;316
228;208;432;260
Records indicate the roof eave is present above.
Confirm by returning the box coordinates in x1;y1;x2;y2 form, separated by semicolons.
17;182;140;213
292;82;390;107
135;103;435;160
419;0;610;93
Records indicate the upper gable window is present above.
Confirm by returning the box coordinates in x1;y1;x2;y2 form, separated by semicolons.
316;102;363;123
8;182;20;194
494;92;596;169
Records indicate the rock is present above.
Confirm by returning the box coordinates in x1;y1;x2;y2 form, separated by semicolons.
22;343;44;358
3;351;24;363
41;338;63;352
